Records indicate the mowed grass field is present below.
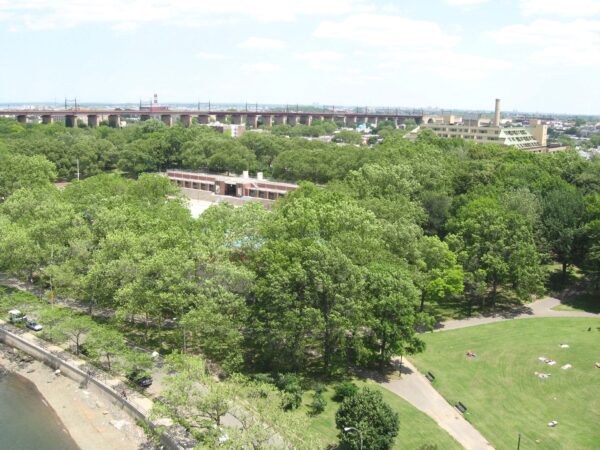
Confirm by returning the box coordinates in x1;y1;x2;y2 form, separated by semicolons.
411;318;600;450
303;379;462;449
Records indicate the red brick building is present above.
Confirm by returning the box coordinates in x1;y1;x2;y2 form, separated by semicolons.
166;170;297;201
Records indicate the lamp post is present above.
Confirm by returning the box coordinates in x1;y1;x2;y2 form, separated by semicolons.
343;426;363;450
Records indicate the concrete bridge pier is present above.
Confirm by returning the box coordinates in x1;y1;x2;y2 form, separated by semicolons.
232;114;246;125
336;115;348;126
41;115;53;125
299;115;312;126
161;114;173;127
273;115;287;126
87;115;99;128
180;114;192;127
261;114;273;127
287;115;299;126
246;114;259;128
108;114;119;128
16;115;27;124
66;114;78;128
197;115;210;125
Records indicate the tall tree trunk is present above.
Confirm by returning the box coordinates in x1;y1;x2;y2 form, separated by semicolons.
491;276;498;308
379;336;387;373
419;292;426;312
144;312;149;343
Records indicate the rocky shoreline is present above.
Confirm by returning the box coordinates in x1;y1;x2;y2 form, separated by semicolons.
0;342;152;450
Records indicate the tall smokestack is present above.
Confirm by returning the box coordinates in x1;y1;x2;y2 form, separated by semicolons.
494;98;501;126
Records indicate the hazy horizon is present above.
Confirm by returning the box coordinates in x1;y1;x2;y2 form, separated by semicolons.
1;1;599;115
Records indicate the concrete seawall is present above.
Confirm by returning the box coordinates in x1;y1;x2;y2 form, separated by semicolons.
0;325;183;450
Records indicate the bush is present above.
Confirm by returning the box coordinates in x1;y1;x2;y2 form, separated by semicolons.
276;373;303;410
335;387;399;450
309;391;327;416
333;381;358;402
313;382;326;395
251;373;275;385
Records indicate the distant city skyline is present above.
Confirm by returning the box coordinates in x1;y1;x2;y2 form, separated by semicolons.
0;0;599;115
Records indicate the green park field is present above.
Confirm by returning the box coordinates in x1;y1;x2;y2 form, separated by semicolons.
303;379;461;449
411;318;600;450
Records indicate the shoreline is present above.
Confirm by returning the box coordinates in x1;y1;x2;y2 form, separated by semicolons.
0;343;149;450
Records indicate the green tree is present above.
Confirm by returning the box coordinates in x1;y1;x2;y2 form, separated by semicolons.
416;236;464;312
51;315;97;355
85;326;127;371
363;263;426;371
335;387;399;450
541;184;585;278
447;196;543;305
0;151;57;201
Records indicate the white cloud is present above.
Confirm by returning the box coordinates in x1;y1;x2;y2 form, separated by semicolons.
239;37;286;49
242;63;282;73
446;0;489;6
294;51;344;62
520;0;600;17
489;19;600;66
196;52;227;60
313;14;458;48
0;0;374;30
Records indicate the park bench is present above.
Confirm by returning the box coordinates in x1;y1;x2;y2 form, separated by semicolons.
455;402;467;414
425;371;435;382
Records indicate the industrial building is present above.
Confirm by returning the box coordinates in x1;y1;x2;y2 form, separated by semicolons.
408;99;552;152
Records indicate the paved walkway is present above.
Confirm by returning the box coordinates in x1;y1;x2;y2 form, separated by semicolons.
379;358;493;450
378;298;599;449
437;296;599;332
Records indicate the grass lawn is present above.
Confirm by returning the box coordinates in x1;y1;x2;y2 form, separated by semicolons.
551;292;600;314
411;318;600;450
302;379;461;450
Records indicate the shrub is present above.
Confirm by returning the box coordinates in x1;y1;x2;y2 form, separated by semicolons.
333;381;358;402
309;391;327;416
276;373;303;410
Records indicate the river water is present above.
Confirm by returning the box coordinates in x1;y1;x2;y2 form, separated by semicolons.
0;367;80;450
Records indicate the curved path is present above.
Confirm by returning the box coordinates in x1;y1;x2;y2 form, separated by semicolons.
437;296;599;332
378;297;599;449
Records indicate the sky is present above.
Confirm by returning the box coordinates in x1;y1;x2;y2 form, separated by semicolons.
0;0;599;115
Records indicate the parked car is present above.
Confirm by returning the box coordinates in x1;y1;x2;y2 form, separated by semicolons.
127;370;153;388
25;320;43;332
8;309;26;323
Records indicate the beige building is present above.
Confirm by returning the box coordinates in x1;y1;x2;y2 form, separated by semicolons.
408;99;550;152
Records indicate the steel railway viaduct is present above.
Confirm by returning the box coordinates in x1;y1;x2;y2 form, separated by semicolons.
0;108;427;128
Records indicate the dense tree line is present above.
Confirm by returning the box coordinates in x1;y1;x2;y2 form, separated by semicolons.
0;118;374;183
1;118;600;381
